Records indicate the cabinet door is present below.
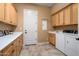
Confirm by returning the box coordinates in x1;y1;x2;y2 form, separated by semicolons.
55;14;59;26
5;4;12;24
13;38;20;56
52;14;59;26
59;10;64;25
52;15;56;26
64;6;71;25
48;33;56;46
48;34;53;44
71;4;78;24
10;5;17;25
5;3;17;25
3;46;15;56
0;3;5;21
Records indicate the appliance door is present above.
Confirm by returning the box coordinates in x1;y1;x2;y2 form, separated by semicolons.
76;38;79;56
64;34;78;56
56;32;65;53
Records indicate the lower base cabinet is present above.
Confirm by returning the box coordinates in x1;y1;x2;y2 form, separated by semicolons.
0;35;23;56
48;33;56;46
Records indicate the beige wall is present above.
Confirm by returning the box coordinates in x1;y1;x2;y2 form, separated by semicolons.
14;4;51;43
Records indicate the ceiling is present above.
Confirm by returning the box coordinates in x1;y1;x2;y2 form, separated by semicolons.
35;3;55;7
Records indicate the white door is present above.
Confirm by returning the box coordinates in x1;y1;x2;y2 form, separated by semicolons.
23;9;38;45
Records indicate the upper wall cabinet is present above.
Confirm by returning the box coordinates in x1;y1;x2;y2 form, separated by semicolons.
58;10;64;25
71;4;78;24
52;15;56;26
51;3;78;27
64;6;71;25
0;3;17;26
55;14;59;26
5;4;17;26
0;4;5;21
52;14;59;26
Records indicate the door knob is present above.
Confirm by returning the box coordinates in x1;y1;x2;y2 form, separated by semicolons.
25;32;27;33
25;30;27;34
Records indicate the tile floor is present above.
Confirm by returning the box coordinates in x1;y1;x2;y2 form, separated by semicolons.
20;43;65;56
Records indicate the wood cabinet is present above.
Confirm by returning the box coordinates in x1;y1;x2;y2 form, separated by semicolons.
55;14;59;26
64;6;71;25
10;4;17;25
71;4;78;24
14;35;23;56
51;3;78;27
2;46;15;56
52;14;59;26
0;3;17;26
58;10;64;25
48;33;56;46
5;3;17;26
0;35;23;56
0;4;5;21
52;15;56;26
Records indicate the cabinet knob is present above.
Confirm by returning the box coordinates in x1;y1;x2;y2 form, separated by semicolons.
25;30;27;34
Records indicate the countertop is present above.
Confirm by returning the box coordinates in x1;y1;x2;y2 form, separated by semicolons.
63;33;78;38
48;31;63;34
0;32;22;51
48;31;57;34
48;31;78;38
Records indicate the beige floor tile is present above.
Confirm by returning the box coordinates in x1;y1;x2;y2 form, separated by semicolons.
20;43;65;56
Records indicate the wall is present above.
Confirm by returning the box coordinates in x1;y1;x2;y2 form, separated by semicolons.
14;4;51;43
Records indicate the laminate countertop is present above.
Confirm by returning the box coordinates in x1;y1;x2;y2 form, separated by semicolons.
48;31;78;38
0;32;22;51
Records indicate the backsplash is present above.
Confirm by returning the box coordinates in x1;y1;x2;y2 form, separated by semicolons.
0;22;15;31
